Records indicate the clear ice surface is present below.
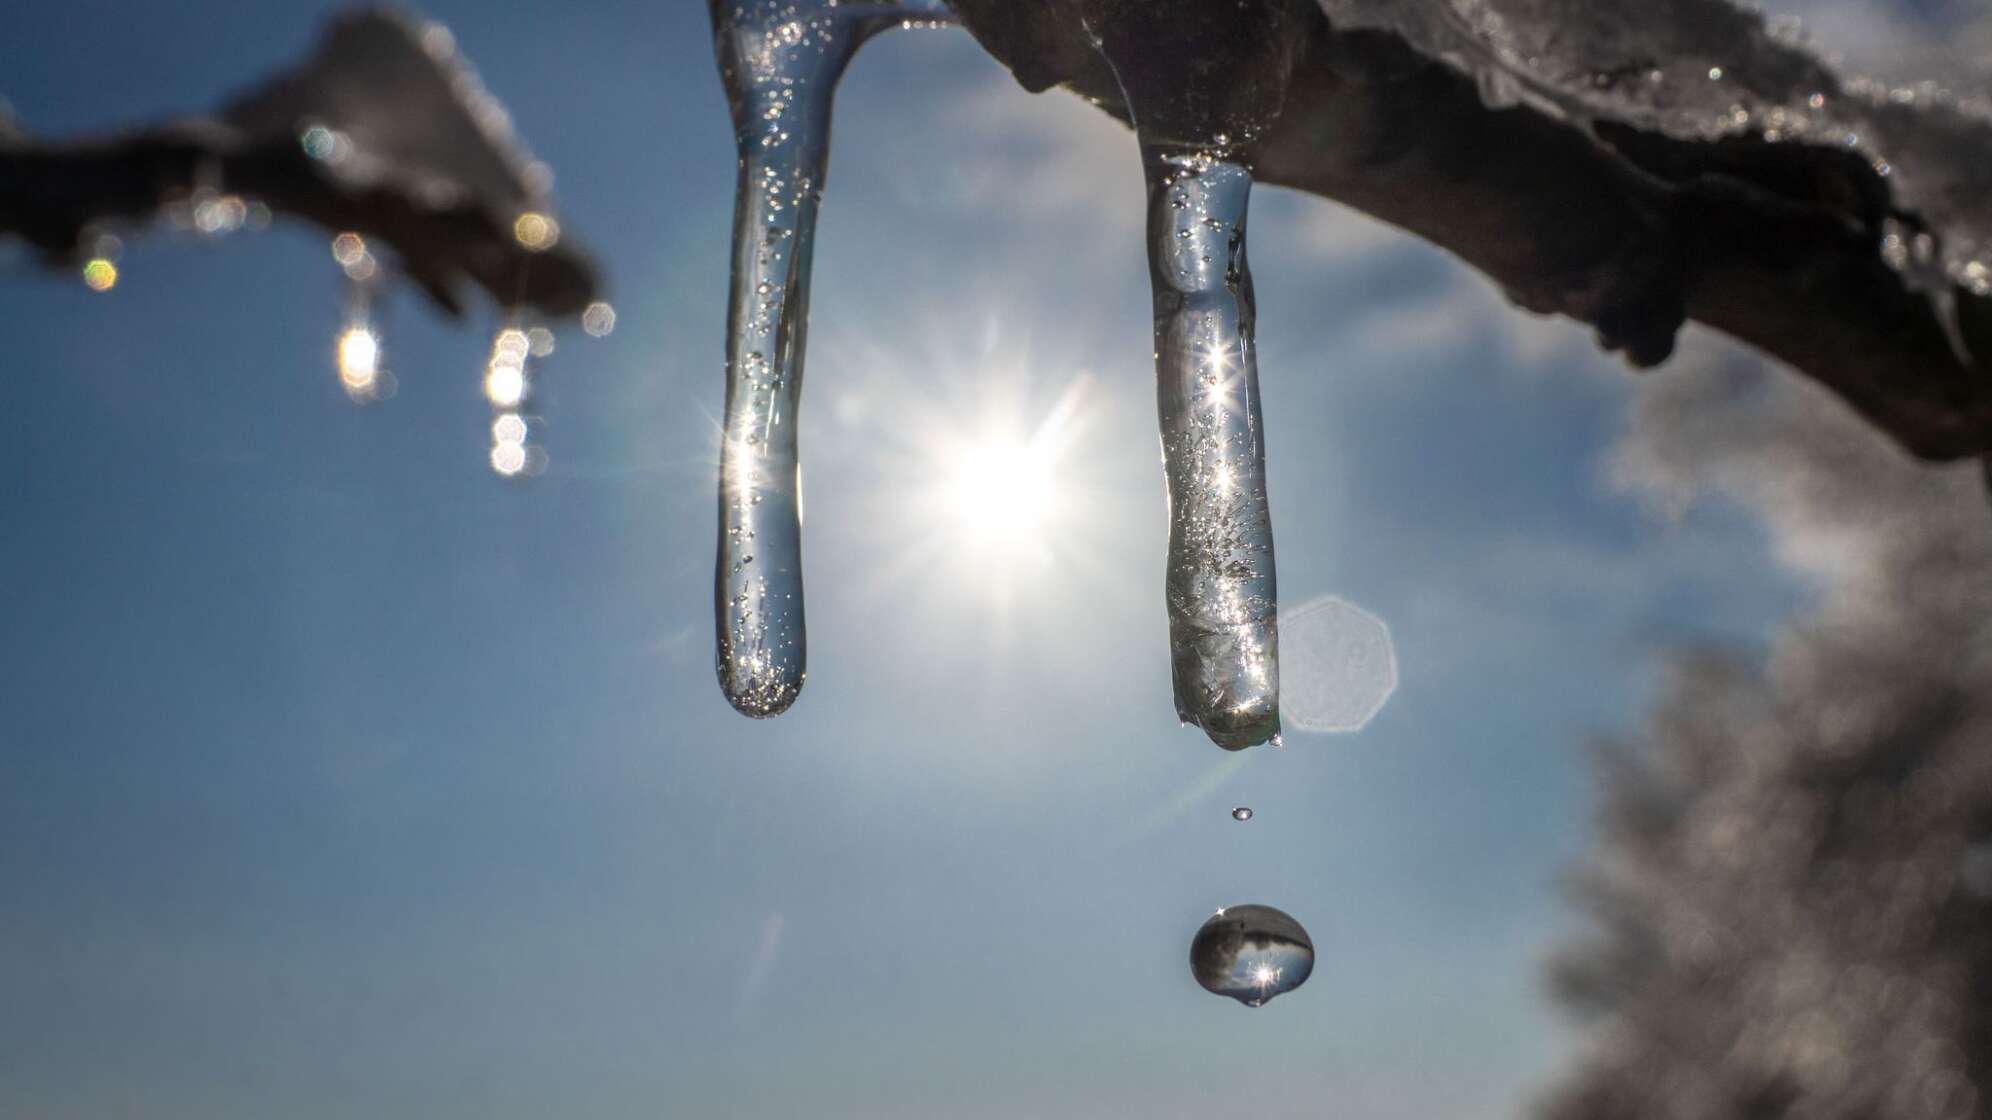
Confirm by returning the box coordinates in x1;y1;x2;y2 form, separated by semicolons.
1084;3;1297;750
1144;145;1281;749
707;0;950;717
1191;903;1314;1007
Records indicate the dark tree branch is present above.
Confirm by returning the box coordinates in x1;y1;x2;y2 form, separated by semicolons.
950;1;1992;461
0;9;598;320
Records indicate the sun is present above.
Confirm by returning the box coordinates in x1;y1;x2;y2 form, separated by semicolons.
817;322;1111;624
947;435;1058;545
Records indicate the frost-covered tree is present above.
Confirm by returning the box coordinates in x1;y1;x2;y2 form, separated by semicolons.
1541;349;1992;1120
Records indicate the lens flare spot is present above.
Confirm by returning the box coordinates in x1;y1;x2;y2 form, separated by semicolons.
582;301;617;337
492;413;529;445
331;232;367;266
513;211;559;251
485;361;526;406
490;441;528;476
337;326;379;389
82;258;118;292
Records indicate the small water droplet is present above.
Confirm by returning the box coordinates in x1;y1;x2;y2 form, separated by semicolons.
1231;806;1253;821
1190;904;1313;1008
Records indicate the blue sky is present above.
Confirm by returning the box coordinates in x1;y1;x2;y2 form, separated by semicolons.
0;2;1889;1117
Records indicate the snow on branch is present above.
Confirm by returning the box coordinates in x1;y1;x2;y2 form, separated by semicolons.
0;9;598;320
952;0;1992;461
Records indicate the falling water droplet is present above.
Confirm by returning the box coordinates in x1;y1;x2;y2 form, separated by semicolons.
706;0;949;718
1231;806;1253;821
1190;904;1313;1008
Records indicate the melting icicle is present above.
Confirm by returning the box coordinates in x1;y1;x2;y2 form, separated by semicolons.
1191;903;1313;1008
706;0;950;718
1143;145;1281;749
1083;2;1298;750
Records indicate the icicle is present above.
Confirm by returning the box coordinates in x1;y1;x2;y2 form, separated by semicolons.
1144;145;1280;749
706;0;950;718
1083;2;1299;749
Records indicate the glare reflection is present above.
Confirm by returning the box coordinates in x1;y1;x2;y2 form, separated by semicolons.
1198;371;1239;413
512;211;559;251
485;329;530;407
193;195;248;235
722;434;763;501
299;124;351;163
581;301;617;337
490;441;527;476
331;232;366;267
492;413;528;444
492;328;529;358
81;258;117;292
485;324;543;477
337;325;380;398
